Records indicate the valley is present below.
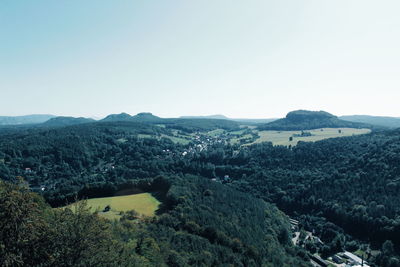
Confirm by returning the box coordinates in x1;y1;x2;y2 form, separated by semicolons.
0;110;398;267
3;2;398;265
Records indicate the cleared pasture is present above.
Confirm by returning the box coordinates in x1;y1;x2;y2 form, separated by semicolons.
137;133;190;145
230;134;253;145
63;193;160;220
161;134;190;145
249;128;371;146
207;129;225;136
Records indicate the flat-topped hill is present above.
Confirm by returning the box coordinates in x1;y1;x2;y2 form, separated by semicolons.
258;110;370;130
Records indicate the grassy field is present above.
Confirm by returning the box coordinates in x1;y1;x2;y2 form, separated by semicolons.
249;128;371;146
207;129;226;136
161;134;190;145
230;134;253;145
137;134;153;139
229;129;246;136
64;193;160;220
137;133;190;145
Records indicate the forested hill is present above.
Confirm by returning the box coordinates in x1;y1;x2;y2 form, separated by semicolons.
42;116;95;127
101;112;240;131
102;112;165;123
258;110;371;130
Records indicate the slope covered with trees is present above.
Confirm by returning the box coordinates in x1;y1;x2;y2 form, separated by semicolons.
0;176;308;267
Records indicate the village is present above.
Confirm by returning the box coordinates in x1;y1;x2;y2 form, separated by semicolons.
290;218;371;267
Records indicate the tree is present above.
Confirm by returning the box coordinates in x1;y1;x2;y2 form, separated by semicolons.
382;240;395;256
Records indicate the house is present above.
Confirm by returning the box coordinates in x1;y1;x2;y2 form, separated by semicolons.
310;255;328;267
289;218;299;230
313;236;324;245
332;254;343;264
341;251;369;266
223;175;231;181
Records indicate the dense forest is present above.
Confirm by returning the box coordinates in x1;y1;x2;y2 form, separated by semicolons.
1;119;400;266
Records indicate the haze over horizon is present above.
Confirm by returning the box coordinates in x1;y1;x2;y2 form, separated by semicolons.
1;1;400;118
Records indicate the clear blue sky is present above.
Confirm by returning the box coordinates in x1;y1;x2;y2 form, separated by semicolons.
1;0;400;118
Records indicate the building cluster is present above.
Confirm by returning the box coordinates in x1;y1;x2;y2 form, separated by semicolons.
289;217;370;267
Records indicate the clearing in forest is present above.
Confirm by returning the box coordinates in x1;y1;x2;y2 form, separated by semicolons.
63;193;160;220
249;128;371;146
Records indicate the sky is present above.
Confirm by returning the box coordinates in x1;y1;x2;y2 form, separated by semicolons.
1;0;400;119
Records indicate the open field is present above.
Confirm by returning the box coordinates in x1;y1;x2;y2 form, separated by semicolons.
63;193;160;220
230;134;253;145
137;133;190;145
135;127;371;147
161;134;190;145
249;128;371;146
207;129;225;136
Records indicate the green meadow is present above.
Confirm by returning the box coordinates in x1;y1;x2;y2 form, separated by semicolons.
250;128;371;146
64;193;160;220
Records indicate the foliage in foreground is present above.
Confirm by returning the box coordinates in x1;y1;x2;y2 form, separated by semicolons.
0;180;157;267
0;178;309;266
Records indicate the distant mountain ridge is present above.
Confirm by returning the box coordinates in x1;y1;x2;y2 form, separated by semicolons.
42;116;95;127
259;110;371;130
180;114;277;124
340;115;400;128
101;112;165;123
100;112;240;132
0;114;56;125
180;114;230;120
6;111;396;132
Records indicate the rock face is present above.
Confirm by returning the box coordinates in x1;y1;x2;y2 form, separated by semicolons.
258;110;370;130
